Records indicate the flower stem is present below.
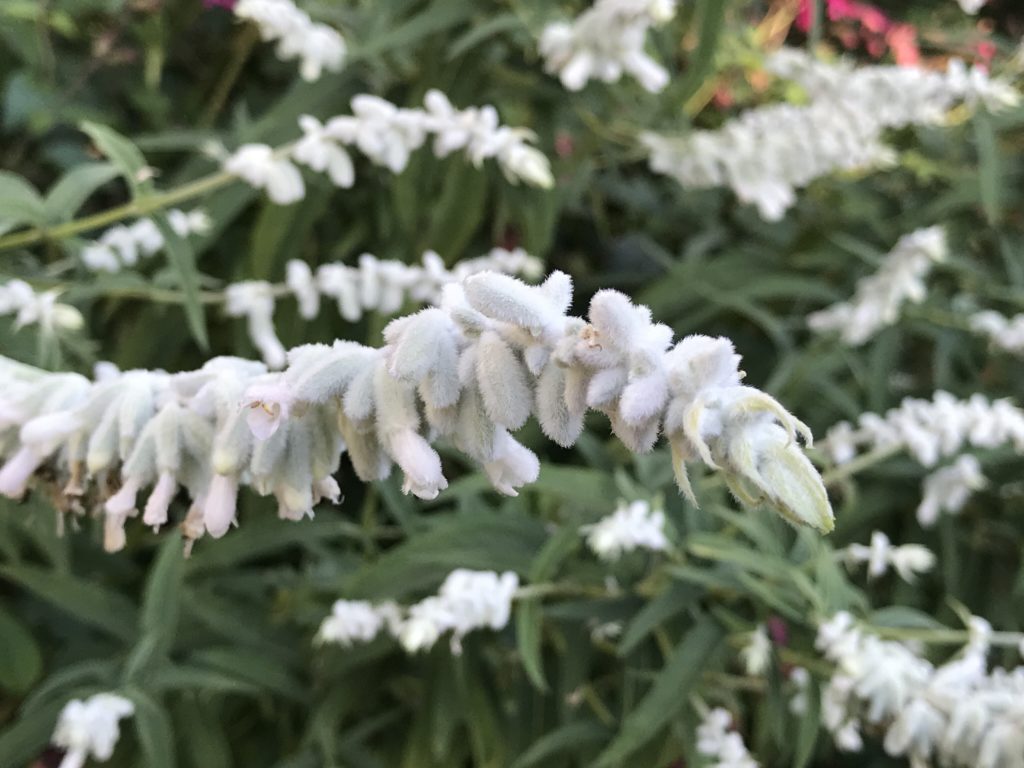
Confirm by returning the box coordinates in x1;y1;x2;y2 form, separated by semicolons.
821;444;902;485
0;170;237;253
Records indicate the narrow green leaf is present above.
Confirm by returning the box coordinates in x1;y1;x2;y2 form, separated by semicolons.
0;700;63;768
43;162;119;223
510;721;608;768
0;170;45;227
593;617;724;767
140;537;185;647
126;687;177;768
80;121;153;198
0;603;42;693
152;211;209;350
974;111;1002;225
515;599;546;691
793;678;821;768
0;563;138;641
617;583;697;656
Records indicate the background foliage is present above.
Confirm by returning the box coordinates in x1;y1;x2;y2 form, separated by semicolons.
1;0;1023;766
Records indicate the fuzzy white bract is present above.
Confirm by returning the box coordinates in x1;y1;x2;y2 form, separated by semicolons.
539;0;676;93
823;391;1024;468
816;612;1024;767
582;499;669;561
0;269;830;553
841;530;936;582
224;144;306;205
696;707;760;768
79;209;210;273
316;599;401;646
808;227;946;346
52;693;135;768
234;0;345;82
916;454;986;527
740;624;772;676
643;50;1018;220
0;279;83;334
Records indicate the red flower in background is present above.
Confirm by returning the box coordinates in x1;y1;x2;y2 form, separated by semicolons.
795;0;921;65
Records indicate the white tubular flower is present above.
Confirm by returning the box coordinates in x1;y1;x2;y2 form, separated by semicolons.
234;0;345;81
696;708;760;768
643;50;1018;220
316;599;400;646
53;693;135;768
956;0;987;12
225;281;287;369
582;499;669;561
224;143;305;205
78;209;209;273
823;391;1024;468
740;624;772;676
398;569;519;654
816;613;1024;767
0;269;829;552
808;227;947;346
539;0;676;93
841;530;935;582
292;115;355;187
285;259;321;319
916;455;986;527
0;279;83;333
970;309;1024;356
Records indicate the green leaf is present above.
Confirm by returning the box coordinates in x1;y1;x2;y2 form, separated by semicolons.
0;603;42;693
126;687;177;768
80;121;153;198
0;563;138;641
510;720;608;768
974;111;1002;225
617;583;697;656
190;647;306;702
0;700;63;768
593;616;724;767
532;466;618;508
152;211;209;350
515;599;546;691
140;536;185;647
43;162;119;223
793;677;821;768
0;170;45;228
173;695;234;768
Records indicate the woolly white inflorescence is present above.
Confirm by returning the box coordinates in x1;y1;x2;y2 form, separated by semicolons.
316;569;519;655
816;612;1024;767
234;0;346;82
539;0;676;93
0;269;831;555
642;49;1018;220
79;209;210;273
224;248;542;366
581;499;669;561
970;309;1024;356
696;707;760;768
916;454;986;527
52;693;135;768
807;226;947;346
0;279;84;334
224;90;553;205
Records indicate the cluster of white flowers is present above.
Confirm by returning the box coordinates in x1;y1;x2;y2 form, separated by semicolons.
317;569;519;655
234;0;345;82
642;49;1018;220
817;612;1024;767
740;624;772;676
0;269;831;554
52;693;134;768
581;499;669;561
696;708;760;768
917;454;986;527
824;391;1024;468
225;90;553;205
970;309;1024;356
807;226;947;346
840;530;936;582
539;0;676;93
0;279;83;333
79;209;211;273
224;248;542;367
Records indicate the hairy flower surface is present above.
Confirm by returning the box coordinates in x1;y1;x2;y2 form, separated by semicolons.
841;530;935;581
697;707;760;768
0;270;830;552
0;279;83;334
234;0;345;81
581;499;669;561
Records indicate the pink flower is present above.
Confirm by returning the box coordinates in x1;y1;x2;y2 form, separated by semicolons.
886;23;920;66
